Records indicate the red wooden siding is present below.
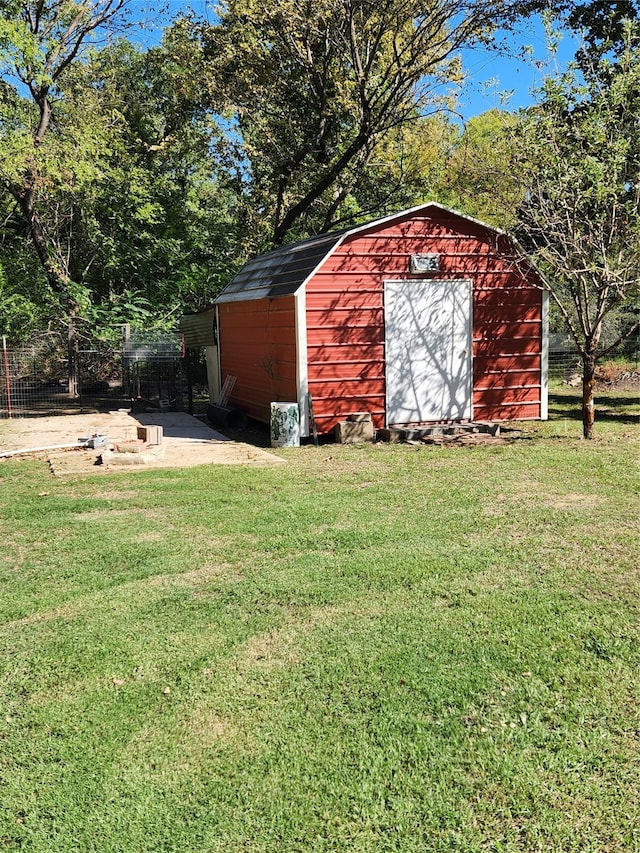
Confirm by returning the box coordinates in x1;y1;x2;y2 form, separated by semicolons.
472;283;542;421
218;297;297;423
306;281;386;432
306;210;543;432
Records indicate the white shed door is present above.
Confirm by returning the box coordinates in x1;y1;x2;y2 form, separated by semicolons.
384;279;472;426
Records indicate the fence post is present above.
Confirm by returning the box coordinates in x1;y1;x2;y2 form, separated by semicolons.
68;313;79;397
2;336;12;418
121;324;131;401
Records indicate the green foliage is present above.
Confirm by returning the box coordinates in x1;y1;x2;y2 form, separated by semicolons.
521;0;640;61
0;222;55;340
0;7;242;343
0;260;39;337
201;0;526;247
433;109;525;227
515;34;640;349
65;39;235;310
0;3;230;343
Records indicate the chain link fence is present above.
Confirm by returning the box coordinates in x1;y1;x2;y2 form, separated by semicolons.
1;331;186;419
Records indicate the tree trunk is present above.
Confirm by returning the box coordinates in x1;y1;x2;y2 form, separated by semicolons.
271;131;369;245
582;352;596;439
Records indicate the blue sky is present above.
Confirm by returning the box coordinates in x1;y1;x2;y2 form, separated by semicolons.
458;20;580;119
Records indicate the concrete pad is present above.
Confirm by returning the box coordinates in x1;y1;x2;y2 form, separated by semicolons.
135;412;230;442
0;410;284;475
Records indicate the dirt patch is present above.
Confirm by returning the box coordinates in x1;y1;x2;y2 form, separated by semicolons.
0;410;284;475
490;480;603;513
221;418;272;447
420;433;514;447
545;493;603;511
595;375;640;394
598;378;640;393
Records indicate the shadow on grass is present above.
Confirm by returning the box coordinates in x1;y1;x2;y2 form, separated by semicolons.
548;390;639;425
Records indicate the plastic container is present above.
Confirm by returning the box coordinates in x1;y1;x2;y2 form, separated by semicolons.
270;402;300;447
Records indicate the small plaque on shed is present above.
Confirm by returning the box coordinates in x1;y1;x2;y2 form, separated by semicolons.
410;253;440;273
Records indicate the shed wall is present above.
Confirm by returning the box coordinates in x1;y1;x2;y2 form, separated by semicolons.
179;309;217;348
305;211;543;433
218;297;297;422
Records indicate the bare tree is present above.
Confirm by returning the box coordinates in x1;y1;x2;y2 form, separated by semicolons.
513;26;640;438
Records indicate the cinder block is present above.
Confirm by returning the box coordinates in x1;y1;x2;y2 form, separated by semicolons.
137;425;163;445
376;428;404;443
114;440;145;453
335;420;375;444
473;421;500;436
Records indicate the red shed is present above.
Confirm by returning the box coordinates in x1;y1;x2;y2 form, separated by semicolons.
214;203;549;436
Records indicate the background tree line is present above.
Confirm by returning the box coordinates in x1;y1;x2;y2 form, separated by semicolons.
0;0;638;435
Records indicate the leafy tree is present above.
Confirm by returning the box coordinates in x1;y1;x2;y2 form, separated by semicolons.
299;114;460;230
0;0;132;292
0;0;132;389
58;30;241;318
434;109;525;228
0;257;40;338
513;25;640;438
522;1;639;55
0;7;238;370
199;0;533;248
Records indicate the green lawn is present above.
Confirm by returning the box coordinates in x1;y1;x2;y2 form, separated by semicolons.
1;386;639;852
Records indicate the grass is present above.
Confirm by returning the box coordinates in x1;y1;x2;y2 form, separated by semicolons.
0;384;639;852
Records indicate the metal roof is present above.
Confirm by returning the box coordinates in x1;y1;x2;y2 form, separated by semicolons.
214;203;518;304
214;229;349;303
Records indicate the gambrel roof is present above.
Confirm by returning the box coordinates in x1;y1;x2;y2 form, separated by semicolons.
214;203;521;304
216;230;348;303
